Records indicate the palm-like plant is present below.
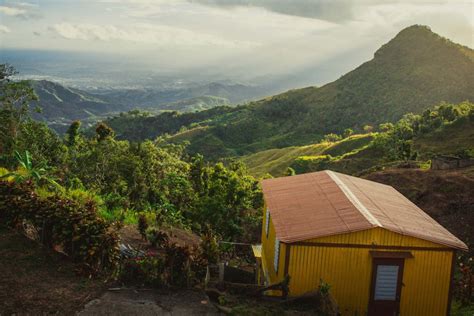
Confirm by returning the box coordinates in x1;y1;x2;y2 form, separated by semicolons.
1;150;61;189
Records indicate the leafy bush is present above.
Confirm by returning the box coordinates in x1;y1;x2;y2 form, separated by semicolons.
146;227;169;248
292;155;333;174
165;243;195;287
319;279;331;296
0;181;119;274
199;228;219;265
137;213;149;240
323;133;342;143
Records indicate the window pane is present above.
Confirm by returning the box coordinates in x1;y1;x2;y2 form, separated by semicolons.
274;238;280;272
265;208;270;237
374;265;399;301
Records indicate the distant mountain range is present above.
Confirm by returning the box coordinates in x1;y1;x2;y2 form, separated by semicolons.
30;80;118;122
93;82;262;107
106;25;474;159
28;79;266;132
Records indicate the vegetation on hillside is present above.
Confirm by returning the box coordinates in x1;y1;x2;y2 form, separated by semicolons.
290;101;474;176
241;134;374;177
105;25;474;159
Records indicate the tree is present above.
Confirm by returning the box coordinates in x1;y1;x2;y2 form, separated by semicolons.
0;64;38;164
285;167;296;176
96;122;115;142
363;125;374;133
438;103;457;122
378;122;394;132
66;120;81;147
323;133;341;142
343;128;354;138
396;140;416;162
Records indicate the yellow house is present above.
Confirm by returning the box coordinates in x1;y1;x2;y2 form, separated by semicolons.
258;170;467;316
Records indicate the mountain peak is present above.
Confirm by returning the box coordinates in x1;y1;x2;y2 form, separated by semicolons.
373;24;470;60
396;24;433;37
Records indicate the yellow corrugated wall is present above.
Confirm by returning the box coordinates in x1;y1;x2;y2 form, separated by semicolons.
261;222;454;316
260;205;288;287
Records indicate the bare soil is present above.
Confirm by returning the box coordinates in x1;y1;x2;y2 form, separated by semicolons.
0;226;107;315
0;226;217;315
78;288;219;315
119;225;201;249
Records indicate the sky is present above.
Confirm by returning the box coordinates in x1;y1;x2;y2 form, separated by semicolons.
0;0;473;85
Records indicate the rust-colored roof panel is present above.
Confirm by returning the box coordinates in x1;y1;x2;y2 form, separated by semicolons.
261;170;467;251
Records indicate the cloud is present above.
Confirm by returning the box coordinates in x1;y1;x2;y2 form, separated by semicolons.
0;4;41;19
0;5;27;16
0;24;11;33
187;0;472;23
16;2;39;7
188;0;355;22
50;22;258;48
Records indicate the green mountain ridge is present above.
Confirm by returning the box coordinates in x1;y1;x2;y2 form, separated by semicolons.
107;25;474;160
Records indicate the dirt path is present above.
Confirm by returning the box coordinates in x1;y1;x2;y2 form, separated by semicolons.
78;289;220;315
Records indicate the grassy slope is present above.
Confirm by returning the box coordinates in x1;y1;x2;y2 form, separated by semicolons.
240;143;329;177
242;116;474;178
0;226;106;314
241;134;374;177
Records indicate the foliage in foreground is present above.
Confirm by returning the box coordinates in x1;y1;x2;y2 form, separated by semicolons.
120;225;219;288
0;65;263;243
0;180;120;274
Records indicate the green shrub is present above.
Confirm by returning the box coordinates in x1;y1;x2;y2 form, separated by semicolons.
146;227;169;248
323;133;342;143
138;213;149;240
0;181;119;274
319;279;331;296
200;228;219;265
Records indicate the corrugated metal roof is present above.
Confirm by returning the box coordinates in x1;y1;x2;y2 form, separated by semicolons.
261;170;468;251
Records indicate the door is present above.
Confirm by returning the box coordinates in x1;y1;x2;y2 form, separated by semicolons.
368;258;404;316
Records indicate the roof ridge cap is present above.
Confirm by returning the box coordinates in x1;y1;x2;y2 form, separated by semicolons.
326;170;382;227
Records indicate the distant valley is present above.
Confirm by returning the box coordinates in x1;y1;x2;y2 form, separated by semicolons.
29;79;267;133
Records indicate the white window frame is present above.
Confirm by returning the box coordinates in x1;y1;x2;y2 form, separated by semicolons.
274;238;280;273
265;208;270;238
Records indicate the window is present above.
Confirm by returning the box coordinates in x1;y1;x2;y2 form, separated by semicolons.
265;208;270;238
274;238;280;273
374;265;399;300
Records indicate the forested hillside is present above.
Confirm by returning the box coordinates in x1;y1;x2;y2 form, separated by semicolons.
241;101;474;177
107;25;474;160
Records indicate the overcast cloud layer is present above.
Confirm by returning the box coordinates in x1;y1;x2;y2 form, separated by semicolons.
0;0;473;84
